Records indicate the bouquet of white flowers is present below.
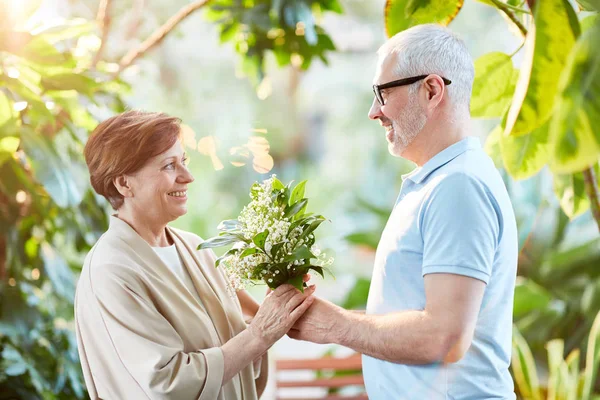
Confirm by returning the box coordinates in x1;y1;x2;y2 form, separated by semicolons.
197;175;333;292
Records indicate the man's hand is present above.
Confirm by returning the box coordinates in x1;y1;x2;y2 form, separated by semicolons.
287;297;346;344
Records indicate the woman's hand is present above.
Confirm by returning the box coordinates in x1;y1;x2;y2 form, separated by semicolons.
247;284;316;347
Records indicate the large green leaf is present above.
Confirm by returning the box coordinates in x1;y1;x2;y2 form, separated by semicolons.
0;91;16;127
384;0;464;37
32;19;95;44
514;278;553;318
549;19;600;174
553;171;590;218
0;136;20;167
197;234;241;250
511;327;542;400
500;119;551;180
582;310;600;400
20;128;83;208
577;0;600;11
40;242;76;303
483;126;505;169
41;73;98;96
471;52;519;118
504;0;580;137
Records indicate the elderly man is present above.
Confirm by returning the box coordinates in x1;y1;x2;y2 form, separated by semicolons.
289;24;518;399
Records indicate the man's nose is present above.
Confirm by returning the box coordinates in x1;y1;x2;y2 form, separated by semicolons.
368;98;382;120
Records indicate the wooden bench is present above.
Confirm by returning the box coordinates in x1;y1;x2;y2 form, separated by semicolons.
275;353;368;400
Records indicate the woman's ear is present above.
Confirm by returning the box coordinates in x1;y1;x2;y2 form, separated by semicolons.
113;175;133;198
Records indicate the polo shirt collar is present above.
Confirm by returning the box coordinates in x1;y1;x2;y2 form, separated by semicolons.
402;136;481;184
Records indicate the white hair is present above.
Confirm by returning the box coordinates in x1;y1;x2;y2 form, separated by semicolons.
377;24;474;116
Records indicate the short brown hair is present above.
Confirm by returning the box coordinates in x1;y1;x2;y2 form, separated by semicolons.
84;110;182;210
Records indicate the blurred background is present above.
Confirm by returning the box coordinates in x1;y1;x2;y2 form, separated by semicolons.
1;0;599;398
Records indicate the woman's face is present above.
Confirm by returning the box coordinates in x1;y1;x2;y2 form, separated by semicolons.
125;139;194;224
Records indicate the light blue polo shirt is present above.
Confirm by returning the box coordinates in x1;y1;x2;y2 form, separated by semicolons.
363;137;518;400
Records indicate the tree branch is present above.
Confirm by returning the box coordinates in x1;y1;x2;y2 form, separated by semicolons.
91;0;112;68
583;167;600;233
125;0;146;40
116;0;211;75
490;0;528;37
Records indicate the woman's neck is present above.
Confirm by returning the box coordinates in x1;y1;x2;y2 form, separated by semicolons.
115;209;172;247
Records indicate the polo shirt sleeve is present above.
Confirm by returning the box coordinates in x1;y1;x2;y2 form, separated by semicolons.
420;173;502;284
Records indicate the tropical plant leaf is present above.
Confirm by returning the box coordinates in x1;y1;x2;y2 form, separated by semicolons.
40;242;76;303
553;171;590;218
385;0;464;37
20;128;84;208
576;0;600;11
500;119;551;180
504;0;580;137
471;52;519;118
511;327;542;400
514;278;553;318
549;18;600;174
582;310;600;399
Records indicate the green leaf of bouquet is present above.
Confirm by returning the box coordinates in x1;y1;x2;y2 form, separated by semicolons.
240;247;260;258
471;52;518;118
283;245;315;262
250;182;261;200
299;219;325;241
384;0;464;38
215;248;239;267
197;235;241;250
253;229;269;250
272;177;285;190
549;18;600;174
504;0;580;137
308;265;325;279
218;219;242;231
288;274;305;292
290;180;307;205
285;198;308;219
270;242;287;259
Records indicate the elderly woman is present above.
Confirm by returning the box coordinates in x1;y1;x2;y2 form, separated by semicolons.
75;110;315;399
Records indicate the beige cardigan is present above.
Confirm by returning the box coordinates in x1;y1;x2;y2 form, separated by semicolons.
75;216;264;399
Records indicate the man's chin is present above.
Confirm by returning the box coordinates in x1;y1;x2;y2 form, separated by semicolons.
388;142;405;158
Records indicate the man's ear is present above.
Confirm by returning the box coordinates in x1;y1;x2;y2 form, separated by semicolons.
113;175;134;198
422;75;445;111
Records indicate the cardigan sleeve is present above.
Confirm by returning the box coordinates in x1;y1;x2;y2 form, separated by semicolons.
89;263;224;400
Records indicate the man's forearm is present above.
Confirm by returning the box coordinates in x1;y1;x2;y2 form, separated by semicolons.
333;308;455;365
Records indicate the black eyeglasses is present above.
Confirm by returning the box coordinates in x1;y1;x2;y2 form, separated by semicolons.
372;74;452;106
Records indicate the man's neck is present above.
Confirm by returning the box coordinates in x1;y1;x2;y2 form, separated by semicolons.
403;117;470;167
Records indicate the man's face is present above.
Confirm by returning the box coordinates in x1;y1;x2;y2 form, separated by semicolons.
368;57;427;157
